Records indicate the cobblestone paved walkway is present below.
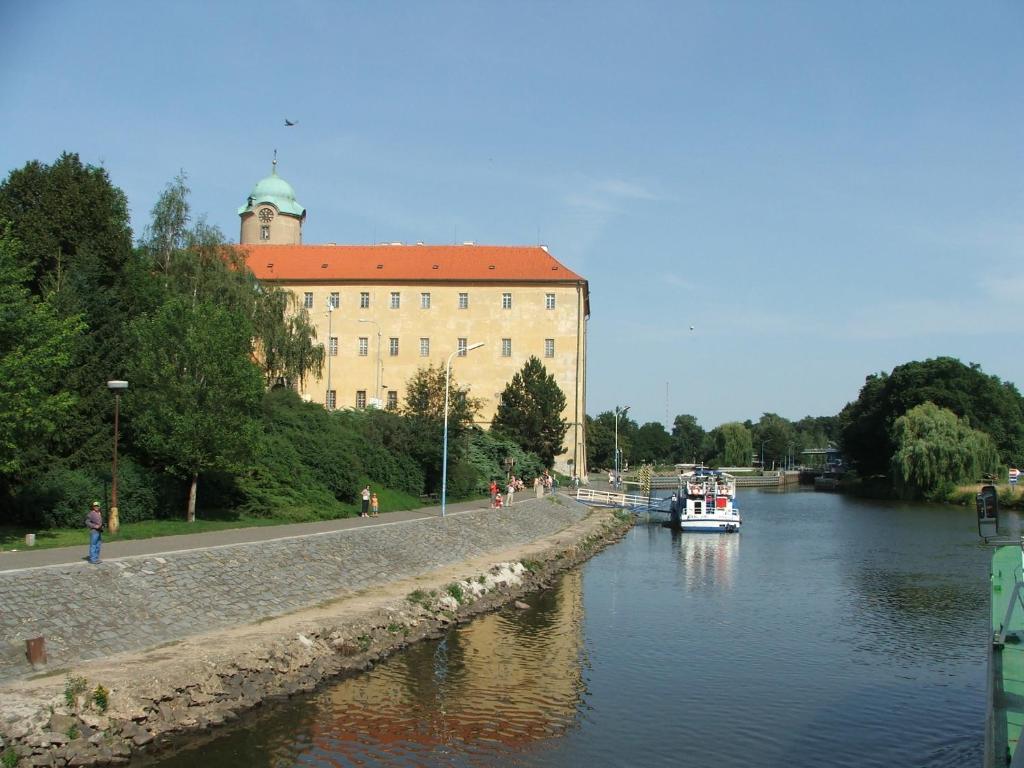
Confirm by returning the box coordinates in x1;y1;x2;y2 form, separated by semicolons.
0;496;584;682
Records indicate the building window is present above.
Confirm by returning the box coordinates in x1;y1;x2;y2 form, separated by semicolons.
502;292;512;309
421;292;431;309
389;337;399;356
545;293;556;310
545;338;555;358
458;292;469;309
329;292;340;309
356;390;366;409
303;292;313;309
390;291;401;309
329;337;338;356
458;338;467;357
260;225;270;241
326;390;336;410
386;391;398;410
420;338;430;357
358;337;368;356
502;338;512;357
360;291;370;308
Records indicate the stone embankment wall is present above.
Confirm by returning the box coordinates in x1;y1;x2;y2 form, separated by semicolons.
0;500;585;681
0;498;630;767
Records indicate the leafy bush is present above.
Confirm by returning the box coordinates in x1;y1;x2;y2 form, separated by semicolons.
465;430;544;488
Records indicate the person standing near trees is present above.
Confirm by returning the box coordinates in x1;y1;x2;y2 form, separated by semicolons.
371;492;379;517
506;477;516;506
85;501;103;564
361;486;371;518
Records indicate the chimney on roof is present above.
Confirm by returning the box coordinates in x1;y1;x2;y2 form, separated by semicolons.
416;241;425;246
389;242;402;246
462;241;475;246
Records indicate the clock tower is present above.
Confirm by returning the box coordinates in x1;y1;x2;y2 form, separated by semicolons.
238;155;306;245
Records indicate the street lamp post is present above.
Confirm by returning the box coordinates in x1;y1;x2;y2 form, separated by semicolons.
325;300;334;409
106;380;128;534
760;440;767;471
358;318;382;406
614;405;630;489
441;342;484;517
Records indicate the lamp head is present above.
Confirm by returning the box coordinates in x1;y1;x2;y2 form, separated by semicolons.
107;380;128;391
467;342;485;352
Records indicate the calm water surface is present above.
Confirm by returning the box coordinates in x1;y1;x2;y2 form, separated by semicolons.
145;490;993;767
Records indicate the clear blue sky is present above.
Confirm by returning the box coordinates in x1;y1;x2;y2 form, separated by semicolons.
3;1;1022;431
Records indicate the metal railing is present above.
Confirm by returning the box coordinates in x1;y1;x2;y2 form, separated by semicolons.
574;487;665;511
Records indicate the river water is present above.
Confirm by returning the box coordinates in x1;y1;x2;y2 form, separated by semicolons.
145;489;992;767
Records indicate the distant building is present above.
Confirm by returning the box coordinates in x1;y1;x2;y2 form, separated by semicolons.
238;161;590;477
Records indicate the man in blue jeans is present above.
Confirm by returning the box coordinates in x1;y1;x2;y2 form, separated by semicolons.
86;501;103;564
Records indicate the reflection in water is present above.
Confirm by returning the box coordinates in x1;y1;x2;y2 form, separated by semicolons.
306;568;586;763
670;530;739;591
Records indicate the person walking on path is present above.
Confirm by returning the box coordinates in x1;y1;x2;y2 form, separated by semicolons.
506;477;516;506
534;476;543;498
361;486;371;518
489;479;498;508
370;492;379;517
85;501;103;564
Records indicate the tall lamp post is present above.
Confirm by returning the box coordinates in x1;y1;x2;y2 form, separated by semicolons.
614;405;630;489
760;440;767;471
325;300;335;409
107;380;128;534
441;342;484;517
358;318;383;406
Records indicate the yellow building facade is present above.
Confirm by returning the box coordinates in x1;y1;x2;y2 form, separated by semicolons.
238;165;589;477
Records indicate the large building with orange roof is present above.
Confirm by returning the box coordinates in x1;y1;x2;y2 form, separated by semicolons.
238;162;589;477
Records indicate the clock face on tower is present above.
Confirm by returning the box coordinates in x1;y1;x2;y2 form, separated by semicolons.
258;207;274;223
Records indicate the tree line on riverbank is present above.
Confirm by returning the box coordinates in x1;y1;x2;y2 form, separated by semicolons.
0;153;569;529
593;356;1024;502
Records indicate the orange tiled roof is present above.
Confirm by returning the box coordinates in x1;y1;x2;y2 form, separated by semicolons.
240;243;586;284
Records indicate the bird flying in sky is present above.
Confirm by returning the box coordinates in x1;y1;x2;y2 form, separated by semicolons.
284;119;298;127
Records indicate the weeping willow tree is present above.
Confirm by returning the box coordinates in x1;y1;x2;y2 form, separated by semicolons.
890;401;1000;500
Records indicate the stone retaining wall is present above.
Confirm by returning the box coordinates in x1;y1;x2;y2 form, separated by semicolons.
0;500;585;682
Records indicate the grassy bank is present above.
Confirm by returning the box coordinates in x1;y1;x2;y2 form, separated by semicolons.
0;487;438;553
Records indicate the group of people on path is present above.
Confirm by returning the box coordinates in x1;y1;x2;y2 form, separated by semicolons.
489;470;556;508
360;486;379;518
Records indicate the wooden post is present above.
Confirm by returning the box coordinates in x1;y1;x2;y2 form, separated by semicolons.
25;636;46;666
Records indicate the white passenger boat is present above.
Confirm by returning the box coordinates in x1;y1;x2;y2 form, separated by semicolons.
668;468;742;532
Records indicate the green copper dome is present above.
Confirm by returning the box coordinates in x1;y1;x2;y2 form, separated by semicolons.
238;166;306;218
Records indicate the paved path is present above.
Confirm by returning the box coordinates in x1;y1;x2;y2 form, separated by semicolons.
0;493;584;681
0;497;491;573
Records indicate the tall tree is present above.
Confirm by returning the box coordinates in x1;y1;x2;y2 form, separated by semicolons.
492;356;569;468
890;402;1000;500
403;364;482;493
840;357;1024;477
751;413;796;469
633;422;673;464
671;414;705;464
141;176;325;391
126;298;264;521
250;286;325;390
0;153;136;466
0;228;85;483
707;422;753;466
